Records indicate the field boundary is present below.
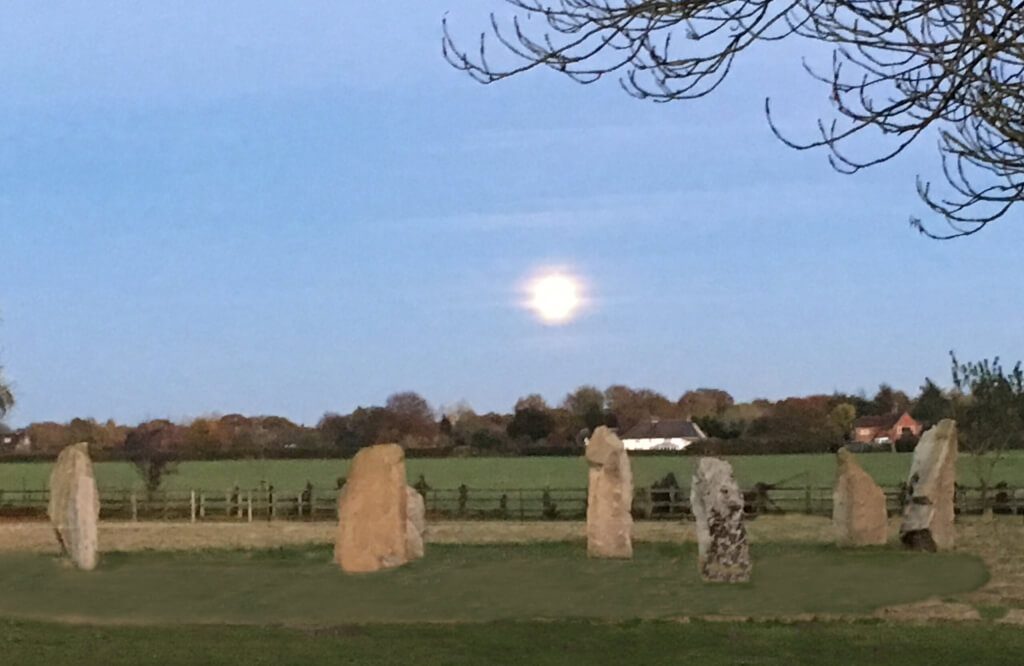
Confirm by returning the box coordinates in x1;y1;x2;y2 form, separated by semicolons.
1;483;1020;522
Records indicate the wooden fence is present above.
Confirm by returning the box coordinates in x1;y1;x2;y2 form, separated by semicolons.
1;484;1021;522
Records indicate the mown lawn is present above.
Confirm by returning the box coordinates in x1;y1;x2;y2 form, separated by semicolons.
0;543;987;624
1;451;1022;492
3;619;1024;666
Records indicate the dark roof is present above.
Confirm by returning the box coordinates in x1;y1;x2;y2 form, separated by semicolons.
853;412;915;429
620;419;705;440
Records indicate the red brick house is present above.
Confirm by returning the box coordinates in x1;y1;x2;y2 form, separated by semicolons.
852;412;922;444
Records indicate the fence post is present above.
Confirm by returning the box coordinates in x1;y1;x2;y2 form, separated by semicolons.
297;493;303;519
190;490;196;524
247;491;253;522
130;491;138;522
199;492;206;519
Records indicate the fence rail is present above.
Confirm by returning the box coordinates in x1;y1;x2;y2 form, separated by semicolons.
1;484;1021;522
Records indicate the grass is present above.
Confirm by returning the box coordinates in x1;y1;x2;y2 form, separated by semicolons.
0;542;987;624
3;451;1024;493
3;619;1024;666
0;454;986;491
0;522;1010;665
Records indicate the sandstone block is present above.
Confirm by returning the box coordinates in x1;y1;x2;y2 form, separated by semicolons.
334;444;409;573
585;426;633;558
833;448;888;546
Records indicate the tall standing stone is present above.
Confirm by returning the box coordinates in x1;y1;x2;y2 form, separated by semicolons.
48;442;100;570
334;444;410;573
406;485;426;560
690;457;750;582
585;426;633;558
832;448;888;546
900;419;958;551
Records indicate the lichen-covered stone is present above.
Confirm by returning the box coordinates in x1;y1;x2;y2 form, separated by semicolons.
334;444;409;573
585;426;633;558
690;457;750;582
406;485;426;560
833;448;888;546
900;419;958;551
48;442;100;570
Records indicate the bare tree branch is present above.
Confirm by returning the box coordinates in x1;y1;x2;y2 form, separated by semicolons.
444;0;1024;238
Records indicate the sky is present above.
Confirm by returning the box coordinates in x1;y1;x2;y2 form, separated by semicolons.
2;3;1022;428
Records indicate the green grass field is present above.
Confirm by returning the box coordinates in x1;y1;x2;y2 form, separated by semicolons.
0;542;1005;666
5;619;1024;666
0;543;988;624
0;451;1021;492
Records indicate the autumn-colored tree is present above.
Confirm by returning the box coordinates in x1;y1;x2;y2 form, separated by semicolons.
26;422;72;453
451;407;510;451
317;412;350;449
678;388;734;419
604;385;676;432
186;417;231;456
384;391;439;444
344;407;393;447
508;395;555;442
514;394;550;412
747;395;839;447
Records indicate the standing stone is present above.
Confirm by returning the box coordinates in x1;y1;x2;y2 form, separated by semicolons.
690;457;750;582
334;444;409;573
585;426;633;558
900;419;958;551
48;442;100;570
406;485;426;560
832;448;888;546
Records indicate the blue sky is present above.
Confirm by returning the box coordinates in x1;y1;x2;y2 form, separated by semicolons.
2;3;1022;427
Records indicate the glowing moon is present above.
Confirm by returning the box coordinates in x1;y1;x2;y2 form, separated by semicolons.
528;273;582;324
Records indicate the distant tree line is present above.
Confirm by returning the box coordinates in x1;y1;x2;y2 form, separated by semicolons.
8;370;1007;462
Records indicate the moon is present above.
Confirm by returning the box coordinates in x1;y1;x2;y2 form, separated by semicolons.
528;273;582;325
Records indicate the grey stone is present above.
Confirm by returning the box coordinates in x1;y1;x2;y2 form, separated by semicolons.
900;419;958;551
406;485;426;560
690;457;750;582
48;443;100;570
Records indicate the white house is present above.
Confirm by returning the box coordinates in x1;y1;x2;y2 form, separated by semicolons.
618;418;707;452
0;430;31;453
